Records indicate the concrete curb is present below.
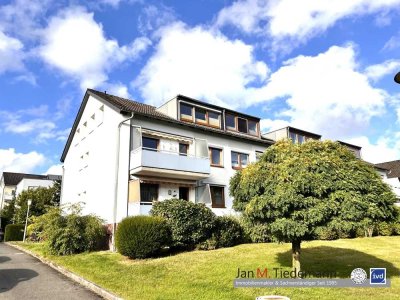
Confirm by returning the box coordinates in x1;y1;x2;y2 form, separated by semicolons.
6;242;123;300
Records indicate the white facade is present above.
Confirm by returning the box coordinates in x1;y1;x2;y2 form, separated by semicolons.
61;92;271;225
128;117;268;217
15;178;54;197
61;95;131;225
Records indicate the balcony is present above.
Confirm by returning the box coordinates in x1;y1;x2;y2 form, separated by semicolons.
130;140;210;180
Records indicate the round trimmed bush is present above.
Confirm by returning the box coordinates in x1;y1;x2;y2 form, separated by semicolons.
4;224;24;241
214;216;244;248
151;199;216;249
116;216;171;259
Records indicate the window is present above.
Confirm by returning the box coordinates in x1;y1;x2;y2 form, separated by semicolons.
195;107;207;124
209;147;223;167
210;186;225;208
208;111;220;127
226;114;236;130
179;143;188;156
297;135;304;144
142;137;158;151
140;183;158;204
180;103;193;121
237;118;248;133
231;151;249;169
248;120;258;136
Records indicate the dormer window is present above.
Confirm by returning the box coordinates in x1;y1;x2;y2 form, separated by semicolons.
180;103;193;121
180;101;222;129
208;111;220;127
226;114;235;130
248;120;257;136
195;107;207;124
226;114;259;136
237;118;247;133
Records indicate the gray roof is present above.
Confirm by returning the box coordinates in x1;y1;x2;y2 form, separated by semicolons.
1;172;61;186
375;160;400;178
61;89;274;162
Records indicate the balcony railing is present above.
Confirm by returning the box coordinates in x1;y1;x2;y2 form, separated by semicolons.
130;146;210;179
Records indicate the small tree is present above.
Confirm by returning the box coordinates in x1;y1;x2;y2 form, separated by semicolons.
14;184;61;224
230;140;398;272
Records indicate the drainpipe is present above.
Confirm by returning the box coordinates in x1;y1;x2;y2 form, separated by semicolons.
112;112;134;252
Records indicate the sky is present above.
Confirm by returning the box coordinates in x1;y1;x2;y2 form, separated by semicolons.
1;0;400;176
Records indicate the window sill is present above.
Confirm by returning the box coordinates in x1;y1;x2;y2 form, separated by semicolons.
211;205;226;209
210;164;224;168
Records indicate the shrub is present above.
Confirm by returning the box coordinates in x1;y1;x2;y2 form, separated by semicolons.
355;227;367;238
151;199;216;248
376;222;393;236
30;204;106;255
213;216;244;248
116;216;171;259
4;224;24;241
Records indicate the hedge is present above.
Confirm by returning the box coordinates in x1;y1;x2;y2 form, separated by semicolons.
4;224;25;241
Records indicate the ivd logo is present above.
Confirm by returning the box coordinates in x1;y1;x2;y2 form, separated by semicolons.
370;268;386;284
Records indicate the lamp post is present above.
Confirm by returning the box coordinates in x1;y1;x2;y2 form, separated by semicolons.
23;199;32;242
395;72;400;84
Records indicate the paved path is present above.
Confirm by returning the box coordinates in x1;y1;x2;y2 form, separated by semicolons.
0;243;102;300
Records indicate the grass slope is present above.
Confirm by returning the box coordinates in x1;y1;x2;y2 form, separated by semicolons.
14;237;400;300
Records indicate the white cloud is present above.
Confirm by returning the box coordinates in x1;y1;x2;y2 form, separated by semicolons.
104;82;131;98
346;136;400;163
0;106;70;143
260;118;290;133
4;119;55;134
383;31;400;51
0;148;45;173
216;0;400;52
251;44;387;138
138;4;177;35
0;0;52;40
39;6;151;90
134;22;268;107
365;59;400;81
0;30;25;74
45;164;63;175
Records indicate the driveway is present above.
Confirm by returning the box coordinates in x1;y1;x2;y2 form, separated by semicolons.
0;243;102;299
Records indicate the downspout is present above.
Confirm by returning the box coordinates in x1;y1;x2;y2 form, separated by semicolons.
112;112;134;252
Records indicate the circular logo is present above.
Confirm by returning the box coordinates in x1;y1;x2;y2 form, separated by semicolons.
351;268;367;284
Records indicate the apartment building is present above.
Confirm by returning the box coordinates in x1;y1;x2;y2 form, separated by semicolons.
60;89;274;225
0;172;62;209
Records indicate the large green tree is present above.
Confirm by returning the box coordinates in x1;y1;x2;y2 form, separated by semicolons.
230;140;398;272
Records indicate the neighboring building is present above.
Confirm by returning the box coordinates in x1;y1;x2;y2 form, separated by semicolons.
262;126;321;144
60;89;274;225
263;127;364;159
337;141;362;159
375;160;400;206
0;172;62;209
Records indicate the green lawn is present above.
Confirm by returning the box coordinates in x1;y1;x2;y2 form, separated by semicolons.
13;237;400;300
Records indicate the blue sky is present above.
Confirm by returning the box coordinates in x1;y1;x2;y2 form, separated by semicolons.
1;0;400;175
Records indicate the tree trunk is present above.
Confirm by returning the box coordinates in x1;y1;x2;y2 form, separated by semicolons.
292;240;301;275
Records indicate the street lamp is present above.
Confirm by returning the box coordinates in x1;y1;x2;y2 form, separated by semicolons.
394;72;400;84
23;199;32;242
